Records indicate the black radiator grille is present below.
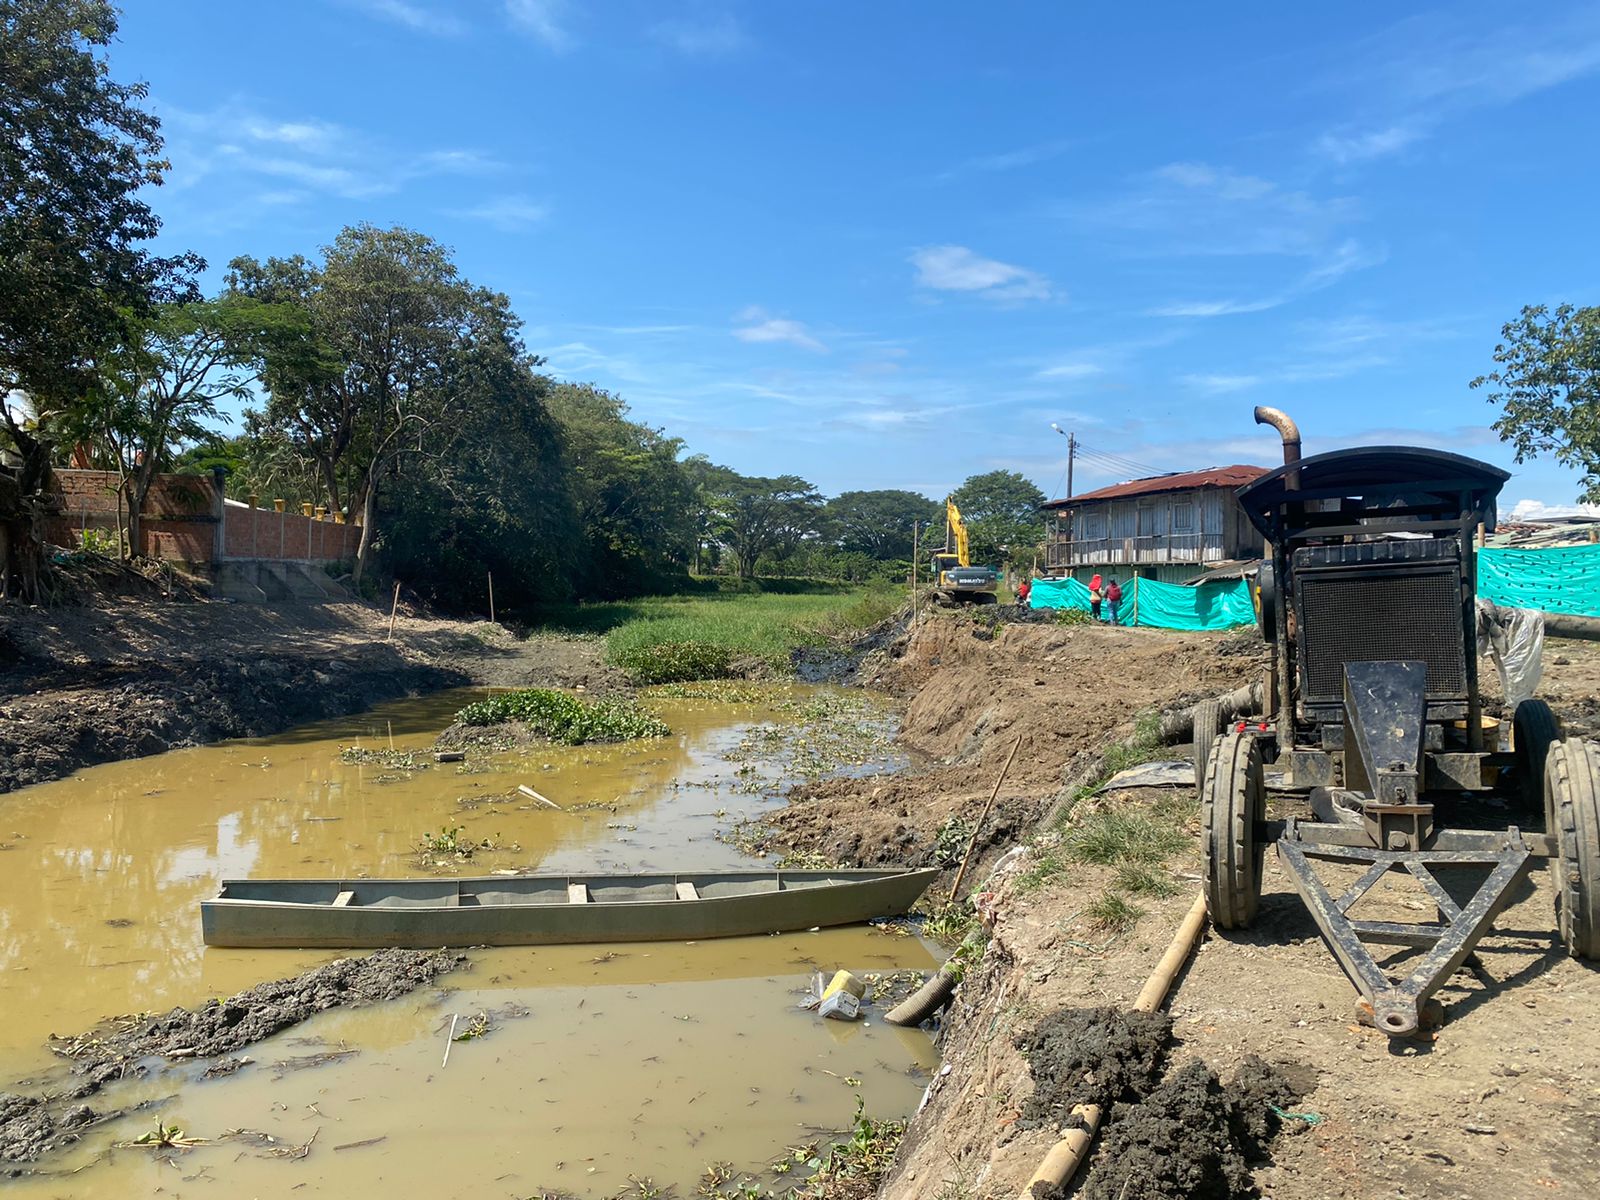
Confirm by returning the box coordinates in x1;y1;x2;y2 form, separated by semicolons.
1297;568;1466;703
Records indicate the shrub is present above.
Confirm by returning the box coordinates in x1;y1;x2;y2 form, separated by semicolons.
455;688;669;744
611;640;735;685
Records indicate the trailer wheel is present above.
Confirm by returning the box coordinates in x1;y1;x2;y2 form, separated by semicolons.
1192;698;1226;787
1546;738;1600;960
1203;731;1266;930
1513;699;1561;812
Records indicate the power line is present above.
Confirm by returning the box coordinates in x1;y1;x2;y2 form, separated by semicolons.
1075;441;1166;478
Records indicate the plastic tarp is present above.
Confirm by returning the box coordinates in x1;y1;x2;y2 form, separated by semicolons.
1027;576;1256;632
1478;544;1600;617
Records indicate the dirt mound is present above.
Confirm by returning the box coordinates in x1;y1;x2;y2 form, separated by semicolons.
1014;1007;1172;1128
61;949;465;1064
2;950;464;1169
765;615;1255;868
1079;1057;1301;1200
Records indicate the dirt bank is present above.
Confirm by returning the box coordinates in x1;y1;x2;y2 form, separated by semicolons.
1;949;463;1169
761;611;1261;872
817;619;1600;1200
0;585;625;795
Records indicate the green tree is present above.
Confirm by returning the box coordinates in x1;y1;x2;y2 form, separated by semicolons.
949;469;1047;564
706;473;824;578
824;489;941;560
74;299;264;556
0;0;199;598
544;381;697;595
229;225;522;582
1471;304;1600;501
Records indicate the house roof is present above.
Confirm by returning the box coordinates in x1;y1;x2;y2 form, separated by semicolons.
1042;464;1270;509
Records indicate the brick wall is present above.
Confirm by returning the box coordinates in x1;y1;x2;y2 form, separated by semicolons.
48;469;361;564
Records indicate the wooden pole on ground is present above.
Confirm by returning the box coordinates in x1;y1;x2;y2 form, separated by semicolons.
386;581;401;642
488;571;496;624
948;735;1023;903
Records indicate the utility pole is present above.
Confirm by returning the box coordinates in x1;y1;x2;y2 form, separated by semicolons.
1066;431;1076;498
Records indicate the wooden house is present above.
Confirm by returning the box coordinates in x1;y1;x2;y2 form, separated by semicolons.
1040;464;1269;585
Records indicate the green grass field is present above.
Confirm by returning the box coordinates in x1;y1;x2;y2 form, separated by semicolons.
532;582;905;673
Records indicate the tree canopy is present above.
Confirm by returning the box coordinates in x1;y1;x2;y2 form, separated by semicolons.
825;489;941;560
1472;304;1600;502
950;469;1047;564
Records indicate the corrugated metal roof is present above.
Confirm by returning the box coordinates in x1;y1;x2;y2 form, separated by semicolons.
1043;464;1270;508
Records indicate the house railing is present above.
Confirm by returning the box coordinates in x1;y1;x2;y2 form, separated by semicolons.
1044;533;1215;567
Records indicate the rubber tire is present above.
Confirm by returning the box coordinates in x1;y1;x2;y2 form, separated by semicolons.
1513;699;1562;812
1203;731;1266;930
1545;738;1600;960
1192;698;1226;787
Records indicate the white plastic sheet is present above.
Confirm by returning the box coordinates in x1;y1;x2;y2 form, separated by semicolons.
1478;600;1545;709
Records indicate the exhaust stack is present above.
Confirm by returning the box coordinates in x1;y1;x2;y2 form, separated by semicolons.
1254;406;1301;489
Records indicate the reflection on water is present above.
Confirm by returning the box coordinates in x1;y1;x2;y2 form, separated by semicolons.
0;684;934;1197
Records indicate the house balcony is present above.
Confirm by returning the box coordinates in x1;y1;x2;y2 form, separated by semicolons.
1044;533;1216;568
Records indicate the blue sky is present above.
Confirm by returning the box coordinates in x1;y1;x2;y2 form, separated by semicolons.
115;0;1600;515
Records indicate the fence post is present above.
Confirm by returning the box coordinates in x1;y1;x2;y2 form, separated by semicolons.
210;468;227;562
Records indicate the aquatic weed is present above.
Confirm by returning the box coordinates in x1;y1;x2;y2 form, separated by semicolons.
456;688;669;744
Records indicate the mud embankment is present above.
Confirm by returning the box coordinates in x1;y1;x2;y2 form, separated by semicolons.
1;950;464;1169
0;590;623;796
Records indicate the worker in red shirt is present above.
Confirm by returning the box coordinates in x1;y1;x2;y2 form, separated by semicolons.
1105;577;1123;625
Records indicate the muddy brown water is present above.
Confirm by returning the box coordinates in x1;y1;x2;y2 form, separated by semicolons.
0;686;936;1197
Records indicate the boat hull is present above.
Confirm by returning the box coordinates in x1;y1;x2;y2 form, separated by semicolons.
200;868;940;949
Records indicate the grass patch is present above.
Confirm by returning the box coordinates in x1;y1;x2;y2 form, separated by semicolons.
1113;861;1180;898
528;586;904;676
455;688;668;744
1064;808;1187;867
1084;889;1145;932
611;639;734;684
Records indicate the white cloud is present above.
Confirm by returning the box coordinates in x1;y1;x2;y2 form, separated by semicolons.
1315;124;1422;164
651;13;748;56
1180;373;1261;394
1150;298;1285;318
937;138;1077;182
732;307;827;353
910;245;1053;303
505;0;573;50
1150;239;1386;319
449;194;549;230
345;0;465;37
1509;499;1600;521
1034;362;1105;381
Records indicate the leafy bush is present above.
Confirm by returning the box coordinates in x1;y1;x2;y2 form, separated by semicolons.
611;640;734;685
78;528;120;558
455;688;669;743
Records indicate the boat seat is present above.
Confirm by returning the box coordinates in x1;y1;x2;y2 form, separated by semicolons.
675;882;699;901
567;883;590;905
332;890;356;908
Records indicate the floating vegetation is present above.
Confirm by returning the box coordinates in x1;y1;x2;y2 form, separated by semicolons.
647;679;768;703
613;639;735;684
414;825;514;866
339;746;431;771
455;688;669;744
117;1118;206;1150
725;691;901;794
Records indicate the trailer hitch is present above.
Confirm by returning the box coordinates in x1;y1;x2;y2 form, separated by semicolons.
1278;823;1534;1036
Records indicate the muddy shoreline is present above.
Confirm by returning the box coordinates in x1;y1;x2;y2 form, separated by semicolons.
0;592;624;796
1;950;464;1169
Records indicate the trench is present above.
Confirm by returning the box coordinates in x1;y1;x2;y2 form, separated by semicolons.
0;685;937;1198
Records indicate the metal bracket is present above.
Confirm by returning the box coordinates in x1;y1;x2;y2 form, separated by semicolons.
1277;826;1534;1037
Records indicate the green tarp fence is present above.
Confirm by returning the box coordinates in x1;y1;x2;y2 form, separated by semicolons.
1478;544;1600;617
1027;575;1257;632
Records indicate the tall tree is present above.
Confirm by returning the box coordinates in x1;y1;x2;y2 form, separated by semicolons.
0;0;199;597
75;299;264;556
824;489;941;560
707;473;824;579
950;469;1047;564
230;226;521;582
1472;304;1600;501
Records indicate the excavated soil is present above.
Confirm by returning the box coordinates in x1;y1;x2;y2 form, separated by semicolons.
0;587;624;794
1013;1007;1172;1127
1;950;464;1168
764;613;1261;871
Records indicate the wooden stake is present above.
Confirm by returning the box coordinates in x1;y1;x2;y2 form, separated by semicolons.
387;720;394;753
488;571;495;624
911;520;920;627
386;581;401;642
442;1014;459;1068
948;735;1023;903
517;784;562;810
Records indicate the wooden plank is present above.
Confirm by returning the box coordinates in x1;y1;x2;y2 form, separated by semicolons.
517;784;562;810
675;882;699;901
332;890;356;908
567;883;590;905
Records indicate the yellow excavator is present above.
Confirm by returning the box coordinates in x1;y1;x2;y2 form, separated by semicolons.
930;500;999;604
